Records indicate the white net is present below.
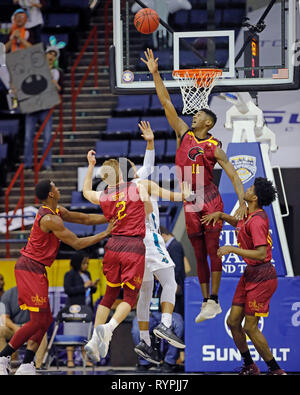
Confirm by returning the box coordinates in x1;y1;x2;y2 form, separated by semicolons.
173;69;222;115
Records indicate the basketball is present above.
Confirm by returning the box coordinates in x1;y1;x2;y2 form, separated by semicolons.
134;8;160;35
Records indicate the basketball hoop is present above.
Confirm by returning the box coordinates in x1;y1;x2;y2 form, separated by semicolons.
172;68;222;114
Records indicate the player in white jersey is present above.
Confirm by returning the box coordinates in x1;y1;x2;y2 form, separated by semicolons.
121;121;191;364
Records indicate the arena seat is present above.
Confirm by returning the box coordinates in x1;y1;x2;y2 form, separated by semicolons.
95;140;129;158
59;0;90;8
140;116;171;136
104;117;140;137
0;144;7;164
45;13;80;29
64;222;93;236
114;95;151;115
70;191;96;210
0;119;20;137
150;94;183;114
165;139;177;159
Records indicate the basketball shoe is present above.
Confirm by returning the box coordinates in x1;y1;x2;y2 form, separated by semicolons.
134;340;161;365
0;356;11;375
95;324;113;358
15;362;36;375
196;299;222;322
153;323;185;349
238;363;260;375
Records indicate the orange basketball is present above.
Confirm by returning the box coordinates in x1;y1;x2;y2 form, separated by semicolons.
134;8;160;35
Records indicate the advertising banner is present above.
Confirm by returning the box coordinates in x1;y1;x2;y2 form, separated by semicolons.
185;276;300;372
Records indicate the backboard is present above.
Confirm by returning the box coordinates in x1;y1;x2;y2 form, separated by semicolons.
110;0;299;95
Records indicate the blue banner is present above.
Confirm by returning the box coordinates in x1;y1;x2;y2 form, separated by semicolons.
218;142;286;277
185;276;300;372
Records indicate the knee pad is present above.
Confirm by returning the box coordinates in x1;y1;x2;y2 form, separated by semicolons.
100;285;121;309
123;285;139;309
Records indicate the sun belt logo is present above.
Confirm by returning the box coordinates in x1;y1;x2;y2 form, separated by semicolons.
224;308;264;342
69;304;82;314
188;146;204;161
229;155;257;184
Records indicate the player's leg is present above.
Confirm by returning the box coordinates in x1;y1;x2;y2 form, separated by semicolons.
184;204;211;321
199;229;223;320
152;267;185;349
134;275;161;364
84;284;120;363
96;239;146;359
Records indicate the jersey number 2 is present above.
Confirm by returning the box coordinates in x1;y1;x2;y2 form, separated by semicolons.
116;201;127;220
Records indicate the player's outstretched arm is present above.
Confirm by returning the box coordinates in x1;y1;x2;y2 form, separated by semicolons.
214;147;248;219
140;48;188;141
139;179;192;201
201;211;238;228
41;214;114;250
83;150;102;205
59;206;108;225
137;120;155;179
218;245;267;261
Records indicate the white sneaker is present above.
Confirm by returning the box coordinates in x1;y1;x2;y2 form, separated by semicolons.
199;299;222;321
84;335;100;363
0;356;11;375
195;301;207;323
95;324;112;358
15;362;36;375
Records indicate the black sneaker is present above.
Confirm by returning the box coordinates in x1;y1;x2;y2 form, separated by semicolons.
135;363;153;372
153;323;186;349
134;340;161;365
159;361;176;373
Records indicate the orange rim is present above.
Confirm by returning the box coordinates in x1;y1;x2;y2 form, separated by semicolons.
173;68;222;87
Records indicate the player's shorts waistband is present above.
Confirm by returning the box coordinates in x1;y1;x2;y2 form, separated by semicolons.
111;234;144;240
244;262;277;283
16;255;47;275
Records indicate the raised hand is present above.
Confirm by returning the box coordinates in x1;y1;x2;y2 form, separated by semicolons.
87;150;96;167
140;48;159;74
138;120;154;142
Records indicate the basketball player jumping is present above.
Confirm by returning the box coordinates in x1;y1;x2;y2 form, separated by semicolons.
120;121;191;364
141;48;247;323
83;152;153;363
202;177;286;375
0;179;114;375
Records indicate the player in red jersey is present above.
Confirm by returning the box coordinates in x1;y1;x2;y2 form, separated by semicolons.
0;179;114;375
141;48;247;323
202;177;286;375
83;151;153;363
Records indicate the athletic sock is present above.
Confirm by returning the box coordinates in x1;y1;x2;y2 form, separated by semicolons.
0;344;15;358
203;298;209;303
107;318;118;333
140;330;151;347
209;294;219;304
161;313;172;328
241;350;254;366
23;349;35;364
266;357;280;371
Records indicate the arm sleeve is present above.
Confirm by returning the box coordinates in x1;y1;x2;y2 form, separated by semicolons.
248;216;268;248
136;149;155;180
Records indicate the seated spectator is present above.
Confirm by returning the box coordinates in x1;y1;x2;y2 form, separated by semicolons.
13;1;46;44
5;8;32;53
63;252;99;368
0;286;47;369
23;40;63;171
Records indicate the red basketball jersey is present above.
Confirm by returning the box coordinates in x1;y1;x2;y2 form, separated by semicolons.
100;182;146;238
21;206;61;267
175;130;222;191
235;209;272;266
